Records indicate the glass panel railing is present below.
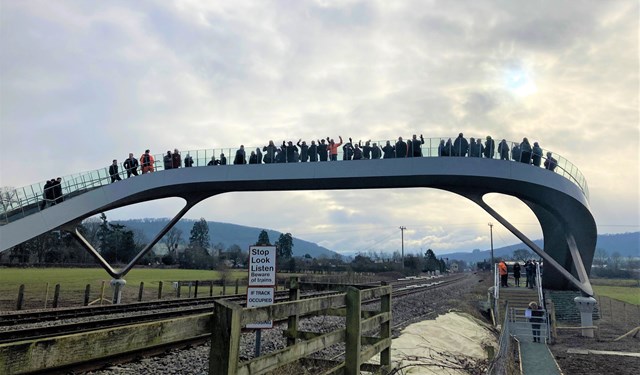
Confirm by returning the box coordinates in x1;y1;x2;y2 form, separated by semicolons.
0;137;589;224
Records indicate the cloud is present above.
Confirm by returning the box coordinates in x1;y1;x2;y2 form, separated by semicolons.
1;0;638;255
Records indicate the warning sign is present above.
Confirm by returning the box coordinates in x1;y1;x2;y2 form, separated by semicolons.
248;246;276;286
246;287;275;329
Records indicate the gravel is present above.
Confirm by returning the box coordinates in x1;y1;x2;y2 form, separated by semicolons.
82;273;484;374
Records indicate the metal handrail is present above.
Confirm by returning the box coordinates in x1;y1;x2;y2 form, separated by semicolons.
0;137;589;223
494;263;500;300
535;262;544;308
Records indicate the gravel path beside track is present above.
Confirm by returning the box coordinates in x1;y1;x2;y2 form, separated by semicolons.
82;273;488;374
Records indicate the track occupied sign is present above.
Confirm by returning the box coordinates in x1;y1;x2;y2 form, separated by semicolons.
247;246;276;329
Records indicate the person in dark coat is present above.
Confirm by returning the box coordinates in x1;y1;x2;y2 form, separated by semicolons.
317;139;329;161
531;142;543;167
276;148;286;163
513;262;522;287
255;148;262;164
53;177;63;203
444;138;453;156
248;151;258;164
409;134;424;157
484;136;495;159
371;142;381;159
382;141;395;159
525;260;536;288
511;144;521;162
163;151;173;170
469;137;480;157
282;141;298;163
395;137;407;158
438;139;446;156
519;138;532;164
353;144;363;160
123;153;139;177
219;153;227;165
453;133;469;157
343;139;354;160
498;139;509;160
297;140;309;162
262;140;278;164
308;141;318;162
544;152;557;171
41;180;53;209
172;149;182;169
234;145;246;165
184;153;194;167
361;140;372;159
109;160;122;183
207;156;217;166
527;302;545;343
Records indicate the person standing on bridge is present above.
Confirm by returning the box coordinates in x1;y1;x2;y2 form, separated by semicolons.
371;142;382;159
308;140;318;162
531;142;543;167
109;160;122;183
123;153;139;178
327;136;343;161
519;138;532;164
513;261;522;287
544;152;557;171
453;133;469;157
484;136;495;159
184;153;194;167
140;150;155;174
219;153;227;165
498;139;509;160
297;140;309;162
395;136;408;158
409;134;424;157
234;145;246;165
172;149;182;169
317;139;329;161
382;140;395;159
498;260;508;287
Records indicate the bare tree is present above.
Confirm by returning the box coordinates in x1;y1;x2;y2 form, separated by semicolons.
162;227;183;256
0;186;19;215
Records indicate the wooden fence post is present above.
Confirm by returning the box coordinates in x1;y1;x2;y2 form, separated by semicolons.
287;277;300;346
345;287;362;375
176;281;181;298
16;284;25;311
222;279;226;296
84;284;91;306
44;282;50;309
53;284;61;308
157;281;163;300
209;300;242;375
138;282;144;302
235;279;239;295
210;281;214;297
380;282;392;371
194;281;199;298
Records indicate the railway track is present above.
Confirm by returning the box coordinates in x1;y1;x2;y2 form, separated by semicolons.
1;273;470;374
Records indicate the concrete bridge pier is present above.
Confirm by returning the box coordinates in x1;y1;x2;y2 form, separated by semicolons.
574;296;597;337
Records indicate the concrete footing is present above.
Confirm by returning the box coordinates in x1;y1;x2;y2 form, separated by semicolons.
110;278;127;304
574;296;597;337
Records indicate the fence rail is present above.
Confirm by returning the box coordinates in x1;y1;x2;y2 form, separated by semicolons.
209;278;392;375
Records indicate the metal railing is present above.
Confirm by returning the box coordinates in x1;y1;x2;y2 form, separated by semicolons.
488;302;512;375
0;137;589;224
509;307;549;344
535;262;544;308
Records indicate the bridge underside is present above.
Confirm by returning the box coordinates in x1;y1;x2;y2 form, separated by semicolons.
0;157;597;295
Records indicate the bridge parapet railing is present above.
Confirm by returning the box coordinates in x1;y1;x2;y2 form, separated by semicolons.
209;281;392;375
0;137;588;224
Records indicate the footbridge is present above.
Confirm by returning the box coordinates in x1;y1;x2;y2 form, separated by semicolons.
0;138;596;296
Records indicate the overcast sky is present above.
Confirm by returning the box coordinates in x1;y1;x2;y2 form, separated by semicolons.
1;1;638;256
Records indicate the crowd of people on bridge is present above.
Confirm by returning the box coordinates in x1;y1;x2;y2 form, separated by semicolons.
107;134;560;183
498;259;540;289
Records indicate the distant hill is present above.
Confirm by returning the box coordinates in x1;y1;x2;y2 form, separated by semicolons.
440;232;639;263
114;218;339;259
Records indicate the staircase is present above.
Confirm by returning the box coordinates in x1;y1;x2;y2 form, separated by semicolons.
499;287;539;312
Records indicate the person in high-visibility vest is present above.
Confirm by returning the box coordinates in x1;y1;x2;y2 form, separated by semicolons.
140;150;155;174
499;260;508;287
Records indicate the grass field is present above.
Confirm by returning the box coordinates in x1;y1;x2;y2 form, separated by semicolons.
0;267;252;311
591;278;640;305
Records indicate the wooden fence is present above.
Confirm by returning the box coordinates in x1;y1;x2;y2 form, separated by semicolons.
209;278;393;375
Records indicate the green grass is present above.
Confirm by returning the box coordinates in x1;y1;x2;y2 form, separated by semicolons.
591;278;640;288
0;267;252;310
593;285;640;305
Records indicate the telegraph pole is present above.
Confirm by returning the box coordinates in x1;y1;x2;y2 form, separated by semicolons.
488;223;494;267
399;226;406;269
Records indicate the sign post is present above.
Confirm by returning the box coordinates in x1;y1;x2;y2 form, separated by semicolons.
247;246;277;356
